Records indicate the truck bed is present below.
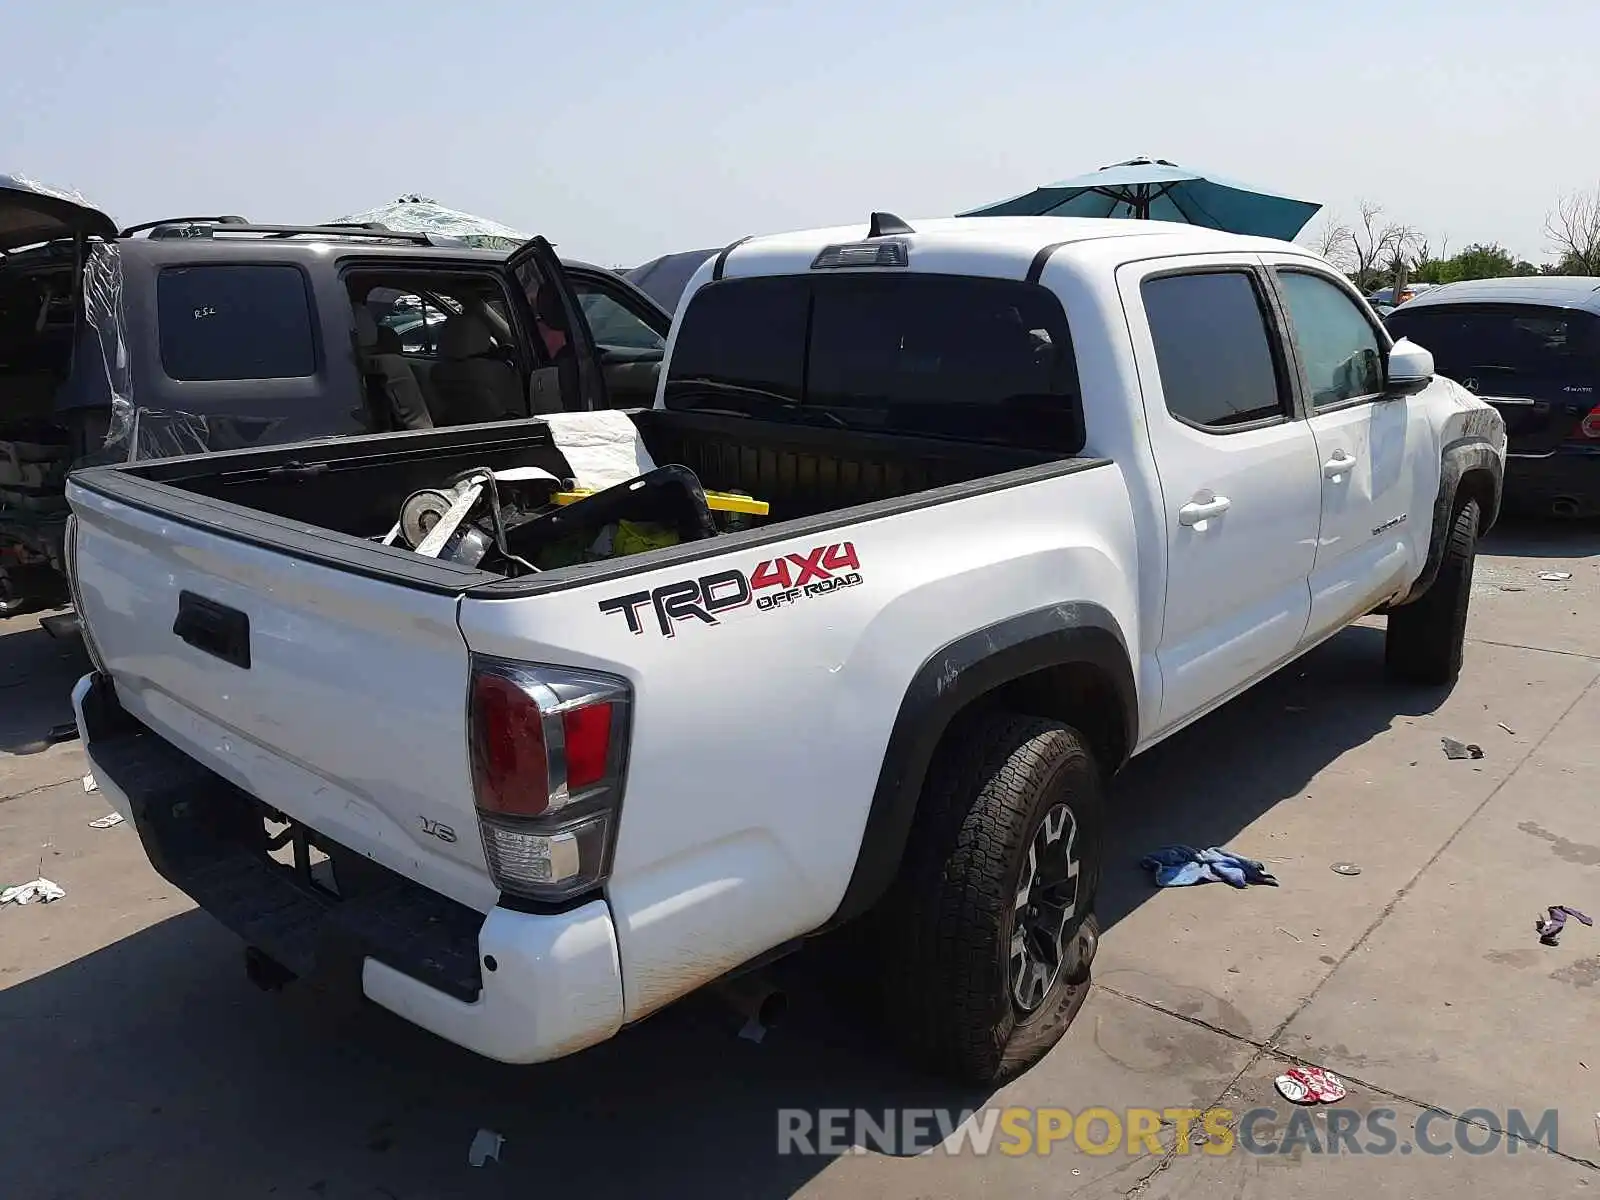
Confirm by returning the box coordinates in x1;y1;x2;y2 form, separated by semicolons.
98;409;1062;574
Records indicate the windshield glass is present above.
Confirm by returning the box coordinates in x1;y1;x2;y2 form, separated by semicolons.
1387;304;1600;382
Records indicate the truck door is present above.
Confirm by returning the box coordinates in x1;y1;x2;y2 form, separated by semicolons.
1261;258;1433;639
502;236;608;412
1118;256;1323;732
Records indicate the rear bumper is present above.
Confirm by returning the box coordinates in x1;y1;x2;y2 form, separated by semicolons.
1504;448;1600;515
73;672;625;1065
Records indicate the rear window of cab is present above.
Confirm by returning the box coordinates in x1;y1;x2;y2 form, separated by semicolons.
663;273;1084;453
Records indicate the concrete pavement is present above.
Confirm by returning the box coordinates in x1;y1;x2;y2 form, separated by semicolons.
1;518;1597;1198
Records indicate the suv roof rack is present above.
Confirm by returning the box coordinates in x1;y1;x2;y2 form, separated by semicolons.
130;221;437;246
120;215;250;237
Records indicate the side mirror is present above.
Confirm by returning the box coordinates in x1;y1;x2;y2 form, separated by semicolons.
1386;337;1434;394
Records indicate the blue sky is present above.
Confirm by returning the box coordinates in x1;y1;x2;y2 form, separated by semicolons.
4;0;1594;266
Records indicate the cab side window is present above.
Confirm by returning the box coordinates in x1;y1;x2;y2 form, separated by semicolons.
1278;271;1385;409
1142;271;1288;431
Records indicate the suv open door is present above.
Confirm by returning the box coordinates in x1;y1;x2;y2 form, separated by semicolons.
504;236;609;413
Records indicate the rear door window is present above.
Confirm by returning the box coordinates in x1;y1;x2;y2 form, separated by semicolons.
663;273;1080;451
1142;271;1288;430
157;264;317;382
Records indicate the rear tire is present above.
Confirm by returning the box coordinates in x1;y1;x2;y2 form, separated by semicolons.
1386;498;1479;686
878;711;1103;1086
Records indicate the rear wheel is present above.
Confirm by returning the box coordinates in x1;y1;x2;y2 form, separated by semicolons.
1386;498;1479;686
878;711;1103;1086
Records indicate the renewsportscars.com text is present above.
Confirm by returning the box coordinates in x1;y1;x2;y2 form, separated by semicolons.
776;1106;1561;1157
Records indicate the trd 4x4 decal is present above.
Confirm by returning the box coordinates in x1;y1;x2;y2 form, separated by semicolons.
598;541;862;637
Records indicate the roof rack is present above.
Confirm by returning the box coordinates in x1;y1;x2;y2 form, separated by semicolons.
132;221;436;246
120;215;250;237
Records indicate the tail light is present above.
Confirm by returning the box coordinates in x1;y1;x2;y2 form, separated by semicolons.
1577;405;1600;440
468;657;631;902
63;515;110;677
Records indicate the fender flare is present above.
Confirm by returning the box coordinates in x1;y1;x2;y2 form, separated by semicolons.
1390;436;1503;608
825;602;1137;927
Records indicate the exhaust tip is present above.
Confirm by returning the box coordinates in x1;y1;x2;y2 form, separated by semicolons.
712;972;788;1035
244;946;297;992
758;988;789;1028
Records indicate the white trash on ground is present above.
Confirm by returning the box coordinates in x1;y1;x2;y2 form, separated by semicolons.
88;812;124;829
83;772;98;793
1;878;65;906
468;1128;504;1168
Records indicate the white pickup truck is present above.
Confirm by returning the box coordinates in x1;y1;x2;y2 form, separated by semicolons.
66;214;1505;1085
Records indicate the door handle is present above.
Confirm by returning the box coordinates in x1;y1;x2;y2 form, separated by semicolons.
1323;452;1355;479
1178;496;1232;526
173;591;252;670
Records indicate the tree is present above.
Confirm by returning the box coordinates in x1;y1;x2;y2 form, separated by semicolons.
1344;201;1421;292
1450;243;1526;280
1544;184;1600;275
1300;213;1352;271
1412;237;1451;284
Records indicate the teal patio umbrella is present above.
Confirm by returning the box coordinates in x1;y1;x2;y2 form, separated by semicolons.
960;157;1320;241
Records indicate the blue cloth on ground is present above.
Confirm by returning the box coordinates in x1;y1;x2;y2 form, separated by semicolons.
1140;845;1279;889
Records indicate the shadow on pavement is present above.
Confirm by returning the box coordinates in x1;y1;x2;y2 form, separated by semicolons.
0;617;87;754
1482;513;1600;561
0;625;1452;1197
0;910;987;1199
1097;624;1449;929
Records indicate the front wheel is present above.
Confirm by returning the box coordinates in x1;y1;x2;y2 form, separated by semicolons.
878;711;1104;1086
1385;498;1480;686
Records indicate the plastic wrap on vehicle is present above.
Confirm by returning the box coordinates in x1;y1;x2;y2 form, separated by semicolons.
84;243;275;462
329;196;530;250
81;240;141;459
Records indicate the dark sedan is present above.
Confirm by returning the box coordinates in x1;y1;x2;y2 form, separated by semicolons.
1386;277;1600;517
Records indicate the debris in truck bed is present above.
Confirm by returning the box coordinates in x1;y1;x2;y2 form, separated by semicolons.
1441;737;1483;760
1536;905;1592;947
543;410;657;490
1;877;64;906
1139;845;1279;888
468;1128;504;1168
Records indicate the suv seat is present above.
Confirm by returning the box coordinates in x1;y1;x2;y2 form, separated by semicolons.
431;316;522;425
354;307;433;431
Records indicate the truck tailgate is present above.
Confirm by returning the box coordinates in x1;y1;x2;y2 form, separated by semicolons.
69;486;496;912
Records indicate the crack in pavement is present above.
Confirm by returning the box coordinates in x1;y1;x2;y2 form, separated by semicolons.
1468;636;1600;661
1109;671;1600;1191
0;773;86;805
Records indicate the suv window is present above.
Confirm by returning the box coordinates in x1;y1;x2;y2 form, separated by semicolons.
574;280;666;353
1278;271;1384;408
157;264;316;382
663;274;1081;451
1142;271;1286;430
